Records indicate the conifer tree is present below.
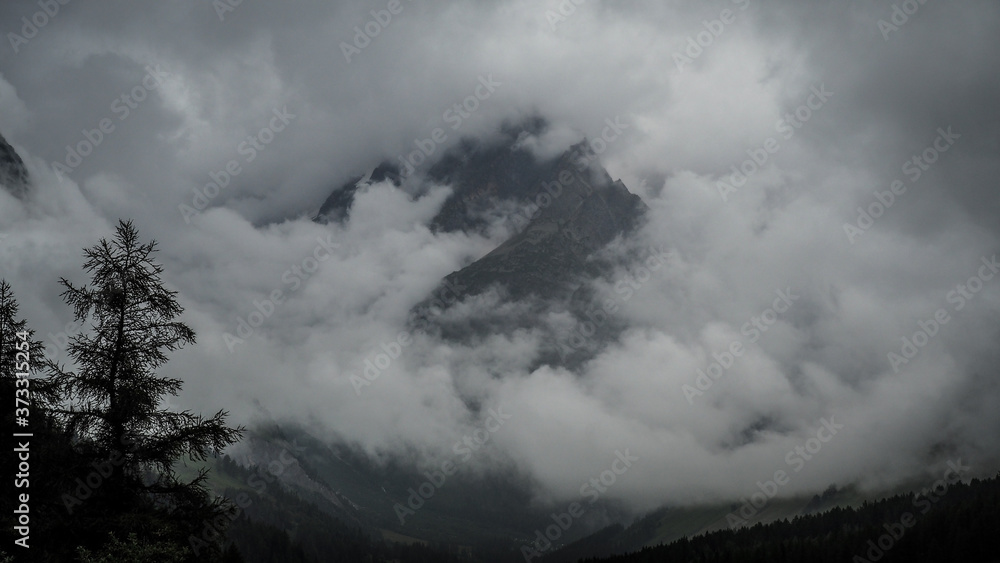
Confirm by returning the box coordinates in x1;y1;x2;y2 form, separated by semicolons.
46;219;244;560
0;279;48;397
1;280;78;562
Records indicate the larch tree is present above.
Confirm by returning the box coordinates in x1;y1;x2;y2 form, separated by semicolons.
46;219;244;560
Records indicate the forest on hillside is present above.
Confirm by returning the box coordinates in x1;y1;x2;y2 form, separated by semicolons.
565;473;1000;563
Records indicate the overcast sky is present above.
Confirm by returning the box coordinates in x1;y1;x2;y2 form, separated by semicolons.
2;0;999;515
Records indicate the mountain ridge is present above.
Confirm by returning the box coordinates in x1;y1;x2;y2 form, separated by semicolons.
315;119;649;369
0;133;30;198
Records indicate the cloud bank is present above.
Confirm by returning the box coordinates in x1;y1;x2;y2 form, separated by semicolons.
1;0;999;516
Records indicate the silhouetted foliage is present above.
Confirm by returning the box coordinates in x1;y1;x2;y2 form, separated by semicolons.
569;474;1000;563
1;280;87;562
2;221;245;561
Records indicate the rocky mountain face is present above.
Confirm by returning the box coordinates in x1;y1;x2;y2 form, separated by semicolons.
0;133;30;198
316;160;403;222
317;119;649;368
232;122;653;557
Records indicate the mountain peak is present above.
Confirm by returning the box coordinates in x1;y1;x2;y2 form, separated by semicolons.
400;122;647;367
314;119;648;369
0;133;30;198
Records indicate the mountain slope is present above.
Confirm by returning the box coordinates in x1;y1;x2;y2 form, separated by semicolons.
410;122;649;369
203;453;475;563
216;424;555;560
315;119;649;369
0;133;29;197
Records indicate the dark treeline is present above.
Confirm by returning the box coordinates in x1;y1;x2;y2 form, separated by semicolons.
569;473;1000;563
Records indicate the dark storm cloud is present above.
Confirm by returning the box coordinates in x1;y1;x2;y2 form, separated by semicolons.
1;0;999;514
